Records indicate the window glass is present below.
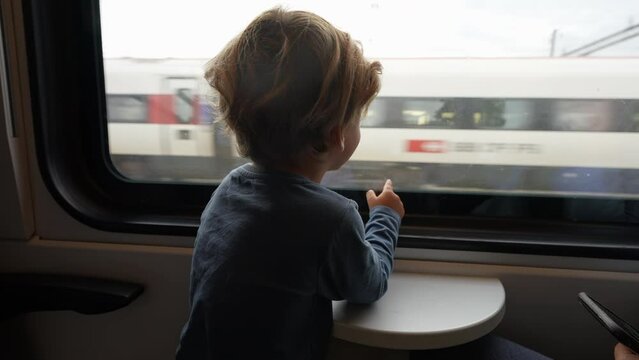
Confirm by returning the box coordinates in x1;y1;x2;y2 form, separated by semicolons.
100;0;639;205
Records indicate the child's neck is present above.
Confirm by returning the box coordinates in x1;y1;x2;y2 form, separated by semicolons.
256;148;340;184
276;162;328;184
255;155;331;184
281;146;346;183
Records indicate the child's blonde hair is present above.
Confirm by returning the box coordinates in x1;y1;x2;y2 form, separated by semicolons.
205;7;382;167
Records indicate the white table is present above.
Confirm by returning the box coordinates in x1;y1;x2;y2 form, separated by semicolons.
332;272;505;350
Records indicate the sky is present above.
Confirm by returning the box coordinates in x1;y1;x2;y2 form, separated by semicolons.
100;0;639;59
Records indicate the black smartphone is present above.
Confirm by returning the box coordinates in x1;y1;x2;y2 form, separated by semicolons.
578;292;639;354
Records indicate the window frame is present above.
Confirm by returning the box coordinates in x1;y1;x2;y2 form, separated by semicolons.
25;0;639;259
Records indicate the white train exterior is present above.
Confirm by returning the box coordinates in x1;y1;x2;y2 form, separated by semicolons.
104;57;639;196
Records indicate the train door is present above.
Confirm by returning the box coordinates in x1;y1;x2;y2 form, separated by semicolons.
162;77;212;157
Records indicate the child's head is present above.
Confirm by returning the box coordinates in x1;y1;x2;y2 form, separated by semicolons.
205;7;381;168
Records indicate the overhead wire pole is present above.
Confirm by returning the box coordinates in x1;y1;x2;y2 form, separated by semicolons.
549;29;557;57
562;23;639;57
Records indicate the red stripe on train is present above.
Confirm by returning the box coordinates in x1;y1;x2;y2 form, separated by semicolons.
147;94;202;124
148;95;175;124
406;140;448;153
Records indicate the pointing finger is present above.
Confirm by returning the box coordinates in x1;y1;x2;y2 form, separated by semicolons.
366;189;376;201
383;179;393;192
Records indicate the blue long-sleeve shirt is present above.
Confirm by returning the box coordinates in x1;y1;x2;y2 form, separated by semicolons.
176;164;401;360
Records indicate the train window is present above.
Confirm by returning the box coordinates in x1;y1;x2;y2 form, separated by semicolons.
402;99;446;127
360;98;387;128
552;100;614;131
106;95;147;123
174;89;193;124
26;0;639;257
501;101;535;130
166;77;199;124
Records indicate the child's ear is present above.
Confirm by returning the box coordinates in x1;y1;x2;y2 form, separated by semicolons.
328;125;345;151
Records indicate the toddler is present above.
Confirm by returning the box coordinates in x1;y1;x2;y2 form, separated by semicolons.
176;7;404;360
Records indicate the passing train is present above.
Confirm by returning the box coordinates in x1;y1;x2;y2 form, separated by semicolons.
105;57;639;196
3;2;639;360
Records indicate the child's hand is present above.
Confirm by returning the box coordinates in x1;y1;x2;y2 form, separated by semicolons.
366;179;405;218
615;343;639;360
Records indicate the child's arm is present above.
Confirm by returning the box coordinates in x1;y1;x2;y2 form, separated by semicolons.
319;180;404;304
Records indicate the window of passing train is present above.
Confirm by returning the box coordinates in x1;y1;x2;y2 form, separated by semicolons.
100;1;639;224
106;95;147;123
